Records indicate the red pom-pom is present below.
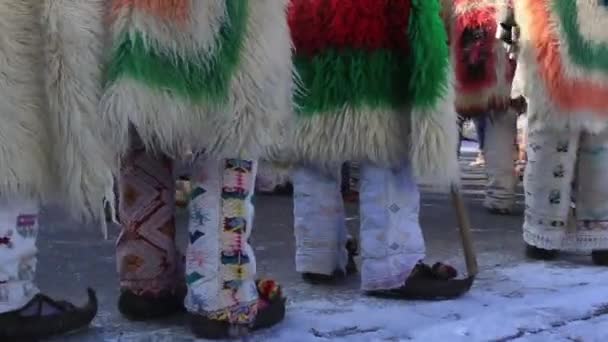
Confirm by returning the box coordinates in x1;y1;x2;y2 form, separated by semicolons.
257;279;282;300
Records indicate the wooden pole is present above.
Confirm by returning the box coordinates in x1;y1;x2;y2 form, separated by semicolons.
451;184;478;277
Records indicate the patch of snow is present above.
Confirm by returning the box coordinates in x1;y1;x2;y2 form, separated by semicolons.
70;261;608;341
257;263;608;341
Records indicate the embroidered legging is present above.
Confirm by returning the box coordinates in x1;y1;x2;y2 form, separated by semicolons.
117;133;259;324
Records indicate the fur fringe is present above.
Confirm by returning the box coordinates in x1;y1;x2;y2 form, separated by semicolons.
409;69;460;187
42;0;115;223
0;1;53;200
289;107;410;170
287;97;459;186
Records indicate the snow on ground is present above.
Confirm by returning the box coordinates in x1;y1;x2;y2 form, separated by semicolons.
261;263;608;342
103;262;608;342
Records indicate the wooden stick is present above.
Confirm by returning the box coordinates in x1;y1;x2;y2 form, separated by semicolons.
451;184;478;277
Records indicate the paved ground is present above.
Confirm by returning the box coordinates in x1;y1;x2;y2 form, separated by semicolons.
37;147;608;341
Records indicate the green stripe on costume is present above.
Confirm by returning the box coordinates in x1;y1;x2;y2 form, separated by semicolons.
294;0;449;116
294;50;412;115
105;0;249;105
553;0;608;72
408;0;449;109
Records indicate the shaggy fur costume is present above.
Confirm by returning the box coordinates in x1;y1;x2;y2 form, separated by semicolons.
0;1;112;221
102;0;294;160
513;0;608;133
451;0;516;117
0;1;50;200
42;0;114;221
287;0;459;185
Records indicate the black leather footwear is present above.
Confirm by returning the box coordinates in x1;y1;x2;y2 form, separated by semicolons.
0;288;97;342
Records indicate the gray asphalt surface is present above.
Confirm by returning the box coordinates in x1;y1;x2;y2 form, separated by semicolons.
38;151;538;341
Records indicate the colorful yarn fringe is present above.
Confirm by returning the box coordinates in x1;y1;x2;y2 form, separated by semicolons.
106;0;249;105
289;0;449;116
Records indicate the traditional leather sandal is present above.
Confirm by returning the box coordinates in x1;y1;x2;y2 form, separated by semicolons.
366;262;473;300
118;288;186;321
525;243;559;261
0;288;97;341
189;279;286;340
591;250;608;266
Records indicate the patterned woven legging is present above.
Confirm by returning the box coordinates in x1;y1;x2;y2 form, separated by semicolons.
117;134;258;324
481;112;518;212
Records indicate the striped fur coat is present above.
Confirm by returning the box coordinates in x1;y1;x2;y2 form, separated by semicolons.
513;0;608;133
285;0;459;185
1;0;294;222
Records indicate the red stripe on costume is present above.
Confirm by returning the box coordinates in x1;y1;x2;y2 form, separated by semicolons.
453;6;498;93
288;0;411;55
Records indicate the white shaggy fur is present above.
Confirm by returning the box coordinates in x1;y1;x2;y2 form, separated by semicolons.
574;0;608;46
0;0;53;200
110;0;226;59
101;0;295;160
410;69;461;186
288;68;460;187
42;0;115;221
515;45;608;134
452;0;503;14
514;0;608;134
548;1;608;86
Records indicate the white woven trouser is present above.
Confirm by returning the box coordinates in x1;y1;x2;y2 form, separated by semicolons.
293;161;425;291
523;124;608;251
293;165;349;276
0;198;39;313
482;112;518;212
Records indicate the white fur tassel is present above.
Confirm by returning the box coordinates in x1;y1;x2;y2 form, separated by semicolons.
42;0;116;228
409;70;461;188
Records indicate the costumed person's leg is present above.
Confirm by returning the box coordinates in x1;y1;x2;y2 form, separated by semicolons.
175;151;194;208
116;132;183;320
516;114;528;180
522;125;579;260
186;158;285;339
574;129;608;265
344;162;360;203
292;165;357;284
360;162;458;299
341;163;350;195
483;112;518;214
457;115;465;158
471;117;486;167
0;198;96;340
